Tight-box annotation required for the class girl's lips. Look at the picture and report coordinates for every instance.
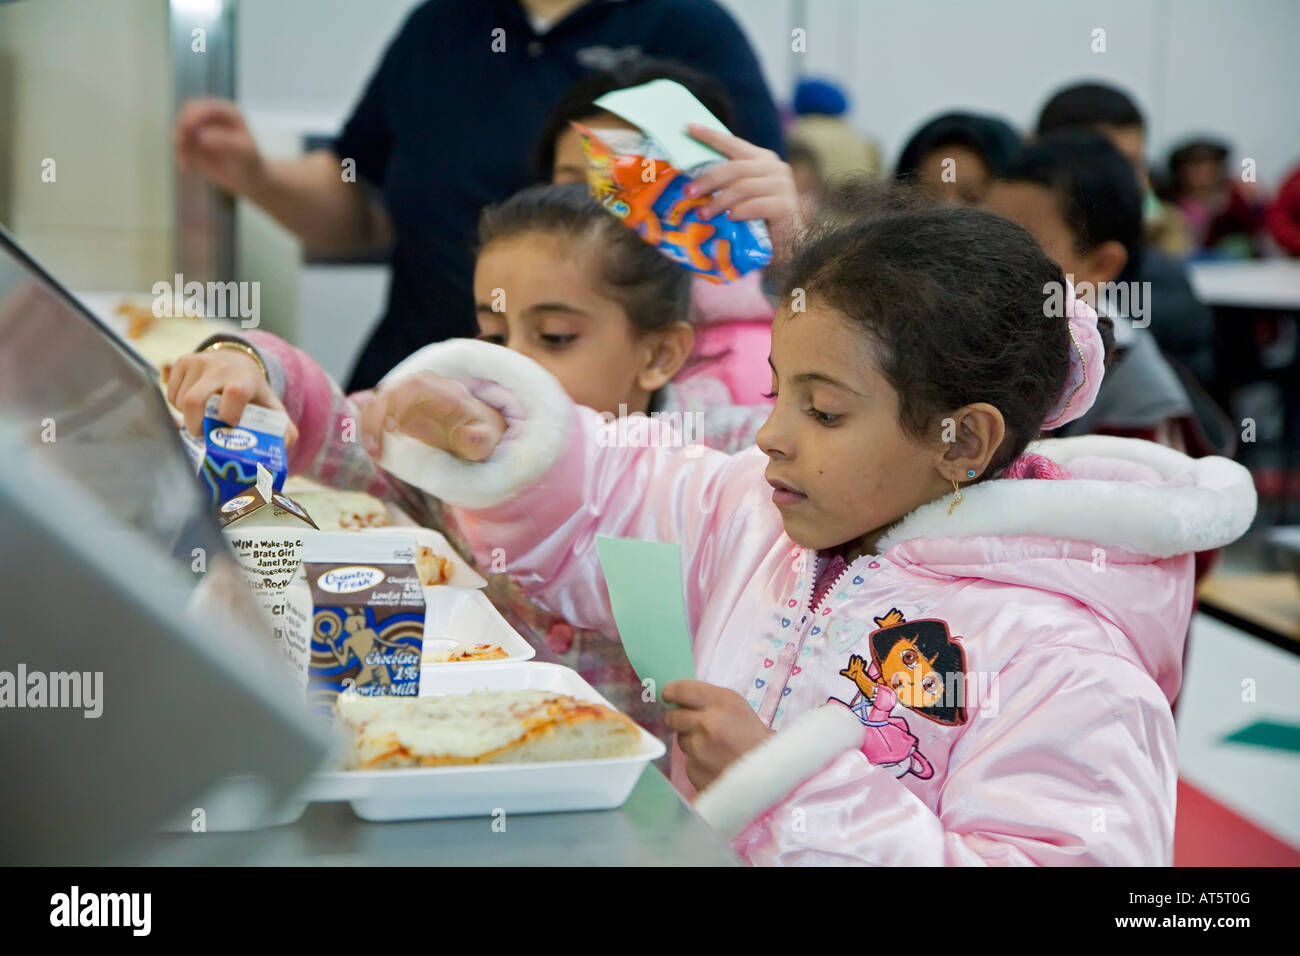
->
[767,477,807,506]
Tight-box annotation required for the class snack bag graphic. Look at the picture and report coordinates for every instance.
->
[576,122,771,283]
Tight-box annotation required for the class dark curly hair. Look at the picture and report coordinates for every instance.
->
[477,183,692,335]
[780,205,1074,477]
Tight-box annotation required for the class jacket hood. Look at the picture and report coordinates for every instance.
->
[877,435,1256,701]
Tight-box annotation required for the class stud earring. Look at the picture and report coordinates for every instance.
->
[947,477,963,516]
[967,469,976,478]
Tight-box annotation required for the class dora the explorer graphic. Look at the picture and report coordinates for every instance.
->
[828,608,968,780]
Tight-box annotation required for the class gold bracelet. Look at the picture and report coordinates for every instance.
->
[202,339,269,383]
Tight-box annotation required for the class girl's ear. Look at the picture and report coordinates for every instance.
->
[937,402,1005,480]
[636,321,696,393]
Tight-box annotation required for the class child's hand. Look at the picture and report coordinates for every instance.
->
[164,347,297,445]
[663,679,773,791]
[359,371,507,462]
[682,124,800,260]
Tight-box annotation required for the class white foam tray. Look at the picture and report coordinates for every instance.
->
[353,526,488,589]
[420,586,535,665]
[302,662,665,822]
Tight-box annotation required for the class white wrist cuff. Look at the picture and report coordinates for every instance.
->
[376,338,572,509]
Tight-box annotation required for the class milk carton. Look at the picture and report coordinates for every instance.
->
[219,465,317,690]
[181,395,290,508]
[299,533,426,713]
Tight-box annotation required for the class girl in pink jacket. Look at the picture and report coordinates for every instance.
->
[356,204,1255,866]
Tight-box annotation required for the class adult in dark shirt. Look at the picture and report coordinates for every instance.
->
[175,0,782,391]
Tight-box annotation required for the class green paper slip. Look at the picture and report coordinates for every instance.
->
[593,78,730,170]
[596,535,697,695]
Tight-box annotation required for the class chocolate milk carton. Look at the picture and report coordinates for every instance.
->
[300,533,426,713]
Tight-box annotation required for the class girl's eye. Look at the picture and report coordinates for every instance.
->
[922,675,940,694]
[477,333,506,346]
[540,333,578,346]
[809,408,839,425]
[761,390,777,399]
[901,649,918,668]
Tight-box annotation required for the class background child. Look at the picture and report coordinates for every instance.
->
[1167,137,1270,258]
[984,130,1235,462]
[357,205,1254,865]
[894,110,1022,206]
[534,58,791,406]
[1033,81,1216,382]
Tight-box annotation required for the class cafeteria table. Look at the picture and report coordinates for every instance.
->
[1196,571,1300,656]
[1187,259,1300,311]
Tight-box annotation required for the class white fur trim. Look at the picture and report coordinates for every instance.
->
[694,704,864,842]
[875,435,1257,560]
[376,339,572,509]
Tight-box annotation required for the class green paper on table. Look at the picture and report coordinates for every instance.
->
[593,78,729,170]
[596,535,697,696]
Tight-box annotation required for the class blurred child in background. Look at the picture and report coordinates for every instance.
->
[1036,81,1190,256]
[787,77,883,181]
[1035,82,1216,382]
[894,111,1021,205]
[1168,138,1271,259]
[985,129,1236,592]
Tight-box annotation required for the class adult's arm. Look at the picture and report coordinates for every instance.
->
[174,100,392,256]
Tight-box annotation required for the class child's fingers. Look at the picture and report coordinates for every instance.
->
[663,707,702,736]
[359,388,391,457]
[686,157,774,204]
[165,354,200,409]
[179,372,223,436]
[384,372,505,461]
[662,678,719,709]
[685,123,766,162]
[698,175,793,221]
[215,378,255,429]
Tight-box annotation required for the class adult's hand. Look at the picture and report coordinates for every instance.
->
[175,98,267,198]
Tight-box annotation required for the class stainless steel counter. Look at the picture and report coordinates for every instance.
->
[143,763,739,866]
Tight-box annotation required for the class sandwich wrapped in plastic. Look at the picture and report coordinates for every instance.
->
[576,123,772,283]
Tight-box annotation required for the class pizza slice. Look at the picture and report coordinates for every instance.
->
[336,689,643,769]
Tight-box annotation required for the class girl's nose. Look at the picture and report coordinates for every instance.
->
[756,409,791,460]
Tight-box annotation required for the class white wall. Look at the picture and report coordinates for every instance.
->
[719,0,1300,185]
[0,0,173,289]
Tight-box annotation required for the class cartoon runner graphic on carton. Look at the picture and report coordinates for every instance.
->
[830,608,969,780]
